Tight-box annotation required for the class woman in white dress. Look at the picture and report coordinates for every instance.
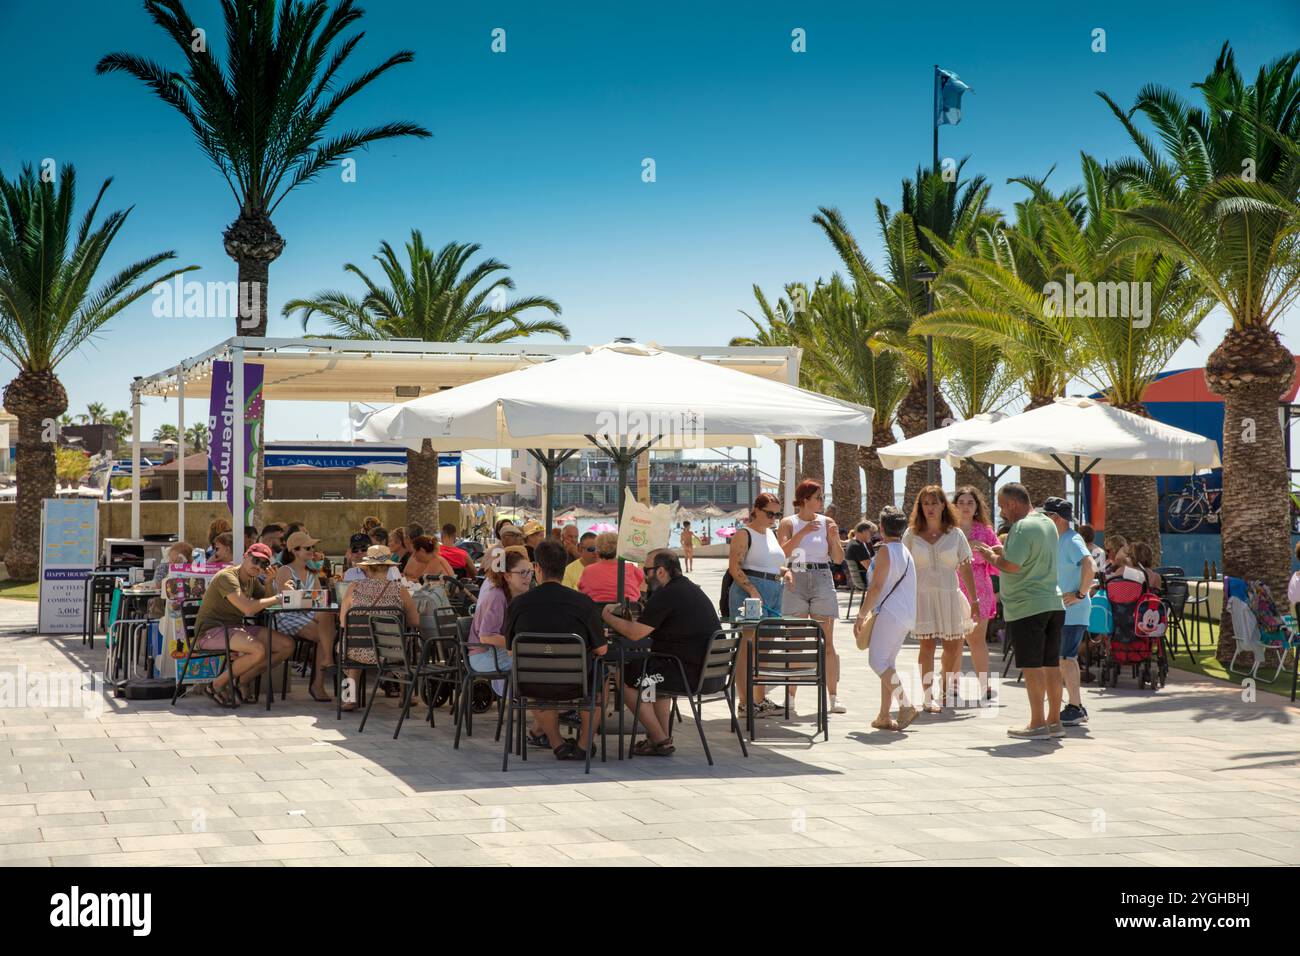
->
[904,485,980,713]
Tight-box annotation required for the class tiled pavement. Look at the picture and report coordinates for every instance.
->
[2,558,1298,867]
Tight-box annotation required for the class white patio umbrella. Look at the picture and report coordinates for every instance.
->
[876,412,1009,470]
[943,396,1222,517]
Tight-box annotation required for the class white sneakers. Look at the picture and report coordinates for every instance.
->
[829,696,846,714]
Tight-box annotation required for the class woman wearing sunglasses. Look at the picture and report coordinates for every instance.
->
[728,492,793,720]
[271,531,336,702]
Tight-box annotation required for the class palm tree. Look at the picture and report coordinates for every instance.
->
[97,0,431,336]
[0,164,193,579]
[153,424,179,443]
[732,283,817,503]
[1100,44,1300,660]
[185,422,209,452]
[918,158,1211,550]
[804,276,909,517]
[283,230,566,530]
[84,401,109,424]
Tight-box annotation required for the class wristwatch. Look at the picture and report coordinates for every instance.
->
[1075,589,1087,599]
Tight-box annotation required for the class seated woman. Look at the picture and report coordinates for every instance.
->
[154,540,194,584]
[210,532,234,565]
[578,532,644,603]
[403,535,456,582]
[336,546,419,712]
[388,527,412,572]
[204,518,231,561]
[272,531,336,702]
[466,546,540,732]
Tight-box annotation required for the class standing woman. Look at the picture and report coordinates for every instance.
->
[854,506,918,731]
[903,485,980,712]
[728,492,793,720]
[271,531,336,702]
[953,485,1000,700]
[777,479,847,715]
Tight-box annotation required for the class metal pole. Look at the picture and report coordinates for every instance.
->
[925,330,935,485]
[747,446,754,503]
[130,385,141,540]
[177,369,185,543]
[232,346,245,560]
[615,449,628,610]
[933,64,940,172]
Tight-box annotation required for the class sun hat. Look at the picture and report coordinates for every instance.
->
[245,543,275,562]
[498,522,523,540]
[285,531,320,552]
[520,520,545,538]
[357,545,398,566]
[1041,497,1074,524]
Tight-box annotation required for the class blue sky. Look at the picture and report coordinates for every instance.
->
[1,0,1296,484]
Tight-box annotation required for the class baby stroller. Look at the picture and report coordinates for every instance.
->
[1098,576,1168,689]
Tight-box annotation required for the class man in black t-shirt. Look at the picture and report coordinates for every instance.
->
[845,521,876,581]
[602,551,721,755]
[504,540,608,760]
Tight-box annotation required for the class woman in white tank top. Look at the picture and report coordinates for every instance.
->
[728,494,793,720]
[777,480,847,715]
[854,507,918,732]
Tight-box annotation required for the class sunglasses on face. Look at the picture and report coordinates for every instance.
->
[250,558,270,570]
[761,509,781,520]
[582,546,597,553]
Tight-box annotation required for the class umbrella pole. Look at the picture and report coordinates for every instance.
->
[616,448,629,612]
[527,449,577,538]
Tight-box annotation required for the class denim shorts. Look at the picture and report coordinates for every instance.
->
[729,575,784,620]
[784,568,838,618]
[1059,624,1086,661]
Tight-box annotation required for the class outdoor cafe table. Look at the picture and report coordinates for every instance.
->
[598,630,652,761]
[262,603,339,711]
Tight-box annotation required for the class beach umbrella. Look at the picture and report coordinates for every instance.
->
[944,396,1222,518]
[589,522,618,533]
[877,412,1011,505]
[715,526,739,539]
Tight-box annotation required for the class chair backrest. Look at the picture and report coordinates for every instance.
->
[753,618,823,674]
[510,632,589,701]
[1162,577,1189,615]
[181,599,202,640]
[845,558,866,589]
[1227,596,1261,649]
[367,613,408,668]
[433,605,459,640]
[344,609,386,660]
[697,627,744,693]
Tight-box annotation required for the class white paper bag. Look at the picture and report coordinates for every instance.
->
[617,488,675,564]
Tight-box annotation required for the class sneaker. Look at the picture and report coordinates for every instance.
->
[1060,704,1088,726]
[829,696,847,715]
[1047,721,1066,738]
[1006,725,1050,740]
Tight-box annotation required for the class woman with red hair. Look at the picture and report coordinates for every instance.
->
[777,479,846,715]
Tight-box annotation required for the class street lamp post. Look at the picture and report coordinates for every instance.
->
[914,267,938,485]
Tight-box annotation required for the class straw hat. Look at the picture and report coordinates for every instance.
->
[520,520,545,538]
[357,545,398,566]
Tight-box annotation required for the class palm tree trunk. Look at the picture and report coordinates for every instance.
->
[223,211,285,338]
[1206,327,1296,664]
[831,441,861,524]
[860,423,898,518]
[1103,402,1161,565]
[896,376,953,512]
[777,439,792,506]
[954,459,989,497]
[405,440,440,534]
[1018,392,1066,508]
[3,370,68,581]
[799,439,824,489]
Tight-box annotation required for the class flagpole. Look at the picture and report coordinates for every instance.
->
[932,64,940,173]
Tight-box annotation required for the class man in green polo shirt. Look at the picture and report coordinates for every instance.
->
[970,482,1065,740]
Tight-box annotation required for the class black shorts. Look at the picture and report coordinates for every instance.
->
[1007,609,1065,668]
[622,658,723,697]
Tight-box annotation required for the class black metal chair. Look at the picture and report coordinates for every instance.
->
[1161,577,1195,661]
[453,617,508,749]
[170,599,244,706]
[83,571,125,648]
[502,633,599,774]
[842,560,867,620]
[336,610,384,720]
[628,627,748,765]
[749,618,827,741]
[411,608,461,729]
[357,613,421,738]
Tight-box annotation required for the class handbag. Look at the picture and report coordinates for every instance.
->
[856,548,911,651]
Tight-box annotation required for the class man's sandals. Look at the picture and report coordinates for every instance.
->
[631,738,675,756]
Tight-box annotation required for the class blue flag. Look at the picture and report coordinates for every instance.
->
[935,68,972,127]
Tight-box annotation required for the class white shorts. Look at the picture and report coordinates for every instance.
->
[867,611,911,676]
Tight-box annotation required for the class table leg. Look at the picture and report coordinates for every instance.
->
[266,616,274,711]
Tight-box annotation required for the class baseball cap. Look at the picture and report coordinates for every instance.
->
[246,543,275,562]
[349,532,373,552]
[285,531,320,552]
[1041,497,1074,523]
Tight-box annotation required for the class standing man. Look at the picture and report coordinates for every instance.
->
[679,520,695,573]
[1042,498,1094,728]
[970,483,1064,740]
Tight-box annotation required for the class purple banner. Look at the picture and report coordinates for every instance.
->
[207,360,264,525]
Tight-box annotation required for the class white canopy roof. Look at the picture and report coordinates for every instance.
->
[355,340,874,451]
[943,397,1222,476]
[387,467,513,495]
[876,412,1009,470]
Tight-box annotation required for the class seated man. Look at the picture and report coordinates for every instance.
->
[343,532,400,582]
[439,523,475,577]
[258,523,285,560]
[192,543,293,706]
[563,531,599,589]
[503,540,608,761]
[845,521,876,579]
[578,532,644,603]
[602,551,722,755]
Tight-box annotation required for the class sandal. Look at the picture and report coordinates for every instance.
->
[526,731,551,748]
[897,705,919,730]
[553,740,587,761]
[206,682,237,709]
[632,738,675,756]
[924,701,943,714]
[871,717,901,731]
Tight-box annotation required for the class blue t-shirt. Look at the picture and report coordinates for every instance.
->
[1056,528,1092,626]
